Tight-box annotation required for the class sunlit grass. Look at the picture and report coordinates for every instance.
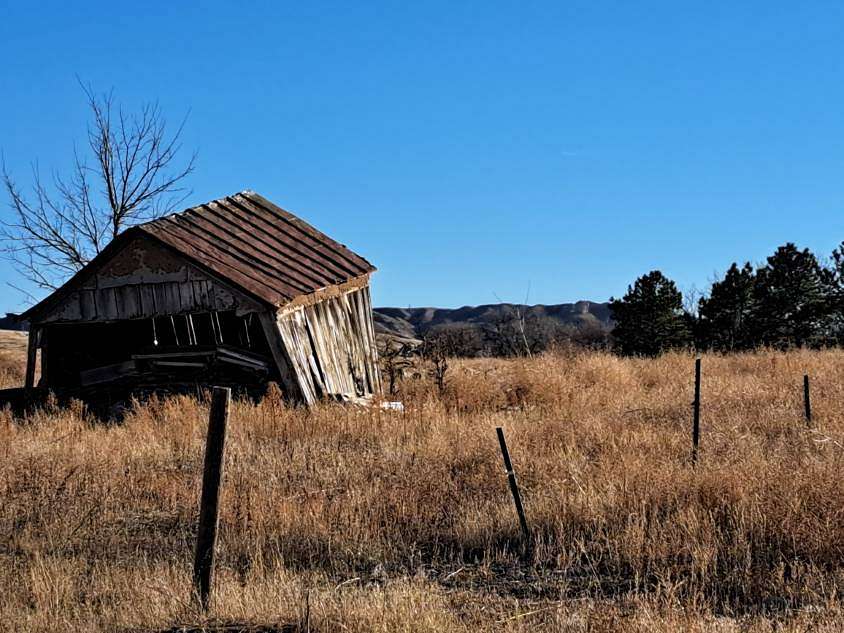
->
[1,347,844,631]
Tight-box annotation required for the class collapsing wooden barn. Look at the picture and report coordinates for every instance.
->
[18,191,381,406]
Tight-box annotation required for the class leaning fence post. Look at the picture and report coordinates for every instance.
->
[495,427,531,550]
[803,374,812,426]
[691,358,701,465]
[193,386,231,611]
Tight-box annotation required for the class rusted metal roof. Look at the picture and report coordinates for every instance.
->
[22,191,375,320]
[139,191,375,306]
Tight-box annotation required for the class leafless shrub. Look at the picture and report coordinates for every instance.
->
[377,338,416,396]
[420,331,451,395]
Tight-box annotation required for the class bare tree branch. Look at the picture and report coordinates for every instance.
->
[1,82,196,295]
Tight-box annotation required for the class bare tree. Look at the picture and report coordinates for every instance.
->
[378,338,416,396]
[421,324,483,358]
[493,287,533,358]
[420,331,451,395]
[2,82,196,293]
[481,307,525,357]
[682,283,704,318]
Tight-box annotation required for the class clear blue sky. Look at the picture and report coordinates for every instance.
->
[2,2,843,313]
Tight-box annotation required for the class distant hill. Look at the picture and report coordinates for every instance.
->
[373,301,612,343]
[0,314,27,332]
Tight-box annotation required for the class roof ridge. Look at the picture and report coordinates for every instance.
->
[139,190,253,227]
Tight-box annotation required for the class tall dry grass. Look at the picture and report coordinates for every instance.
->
[0,330,26,389]
[2,349,844,631]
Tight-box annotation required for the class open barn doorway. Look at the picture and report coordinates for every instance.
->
[40,310,277,401]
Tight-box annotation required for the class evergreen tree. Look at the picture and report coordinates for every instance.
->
[697,262,756,351]
[827,241,844,344]
[609,270,692,356]
[750,243,832,348]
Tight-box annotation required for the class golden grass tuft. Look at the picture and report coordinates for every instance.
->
[2,349,844,631]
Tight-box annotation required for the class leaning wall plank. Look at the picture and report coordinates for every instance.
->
[276,311,320,405]
[258,311,305,403]
[281,286,381,400]
[360,287,382,393]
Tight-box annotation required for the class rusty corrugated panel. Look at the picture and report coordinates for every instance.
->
[138,191,375,307]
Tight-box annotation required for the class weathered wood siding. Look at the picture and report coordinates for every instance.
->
[29,235,379,407]
[38,236,263,323]
[275,286,380,404]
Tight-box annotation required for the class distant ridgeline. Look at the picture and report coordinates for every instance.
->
[373,301,612,355]
[0,314,27,331]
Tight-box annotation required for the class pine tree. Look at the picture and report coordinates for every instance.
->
[750,243,832,348]
[828,241,844,344]
[698,262,756,351]
[609,271,692,356]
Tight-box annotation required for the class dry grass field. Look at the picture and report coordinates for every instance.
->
[2,336,844,631]
[0,330,26,389]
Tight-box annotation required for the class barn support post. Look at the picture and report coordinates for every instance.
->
[25,327,40,389]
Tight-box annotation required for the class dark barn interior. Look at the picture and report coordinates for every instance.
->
[41,310,275,396]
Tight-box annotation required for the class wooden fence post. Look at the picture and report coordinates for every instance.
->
[691,358,701,465]
[495,427,531,550]
[803,374,812,426]
[193,386,231,611]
